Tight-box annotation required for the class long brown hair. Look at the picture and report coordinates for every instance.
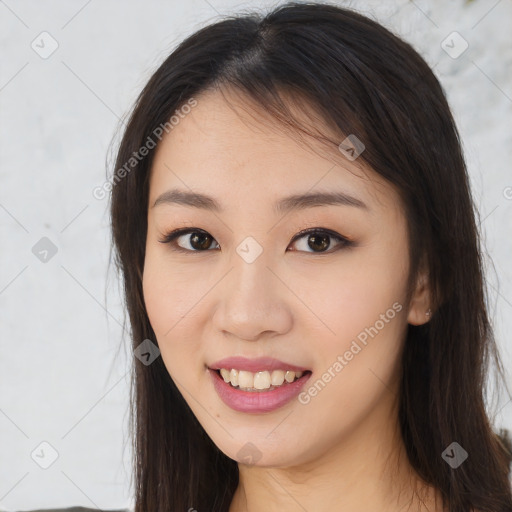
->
[108,3,512,511]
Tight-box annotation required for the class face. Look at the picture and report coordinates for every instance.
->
[143,88,423,468]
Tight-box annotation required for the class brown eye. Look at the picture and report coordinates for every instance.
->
[186,231,216,251]
[159,227,352,254]
[288,228,351,253]
[307,232,329,252]
[158,229,219,252]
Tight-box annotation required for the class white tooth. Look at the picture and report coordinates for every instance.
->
[271,370,285,386]
[284,370,295,383]
[238,370,254,389]
[222,368,304,389]
[253,371,271,390]
[230,369,239,387]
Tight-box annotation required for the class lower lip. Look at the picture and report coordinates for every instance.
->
[209,368,312,413]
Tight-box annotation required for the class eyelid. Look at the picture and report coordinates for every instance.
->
[158,227,353,253]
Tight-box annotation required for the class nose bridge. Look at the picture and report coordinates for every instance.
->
[213,236,292,339]
[229,239,276,315]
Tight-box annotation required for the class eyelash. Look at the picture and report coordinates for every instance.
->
[157,227,353,254]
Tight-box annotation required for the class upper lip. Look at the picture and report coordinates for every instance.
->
[209,356,310,373]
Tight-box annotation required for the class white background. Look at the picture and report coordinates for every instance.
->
[1,0,511,510]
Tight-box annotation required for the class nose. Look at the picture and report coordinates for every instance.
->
[211,247,293,342]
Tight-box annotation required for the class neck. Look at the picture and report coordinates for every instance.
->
[229,398,443,512]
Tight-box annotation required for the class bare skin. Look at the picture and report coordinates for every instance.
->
[142,86,446,512]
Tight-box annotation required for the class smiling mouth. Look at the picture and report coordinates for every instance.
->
[214,368,312,392]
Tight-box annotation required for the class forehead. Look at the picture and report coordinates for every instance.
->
[148,88,399,214]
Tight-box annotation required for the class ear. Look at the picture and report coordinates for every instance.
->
[407,270,432,326]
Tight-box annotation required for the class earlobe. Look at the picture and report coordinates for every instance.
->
[407,271,432,326]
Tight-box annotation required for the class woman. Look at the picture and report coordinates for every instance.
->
[109,2,512,511]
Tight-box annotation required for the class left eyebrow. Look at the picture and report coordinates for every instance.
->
[151,188,369,213]
[274,190,369,214]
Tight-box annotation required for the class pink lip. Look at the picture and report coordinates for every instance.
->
[209,356,309,373]
[208,367,312,414]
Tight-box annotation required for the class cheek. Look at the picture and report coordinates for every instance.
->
[303,237,409,394]
[292,267,407,457]
[304,250,408,346]
[142,249,205,377]
[143,240,204,331]
[310,278,406,399]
